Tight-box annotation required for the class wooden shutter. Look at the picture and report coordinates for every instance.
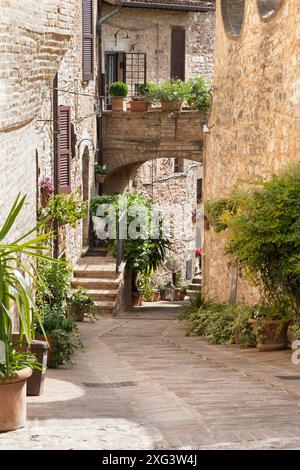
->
[82,0,94,81]
[58,106,71,194]
[171,27,186,81]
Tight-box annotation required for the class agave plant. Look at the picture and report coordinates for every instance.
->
[0,194,53,377]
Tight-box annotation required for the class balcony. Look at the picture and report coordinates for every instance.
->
[102,109,207,172]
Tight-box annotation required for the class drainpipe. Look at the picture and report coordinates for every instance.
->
[96,1,120,195]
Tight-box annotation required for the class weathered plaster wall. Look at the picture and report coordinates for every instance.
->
[204,0,300,302]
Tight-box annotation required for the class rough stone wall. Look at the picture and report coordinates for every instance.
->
[0,0,97,266]
[135,159,203,285]
[39,0,98,265]
[102,5,215,83]
[0,0,76,241]
[203,0,300,303]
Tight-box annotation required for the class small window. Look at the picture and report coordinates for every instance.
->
[197,179,203,203]
[174,158,184,173]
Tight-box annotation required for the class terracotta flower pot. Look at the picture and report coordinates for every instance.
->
[250,319,289,352]
[40,187,53,208]
[174,288,181,301]
[179,290,186,301]
[0,367,32,432]
[111,97,127,112]
[160,290,166,301]
[68,305,85,322]
[96,173,106,184]
[132,292,143,307]
[161,101,183,112]
[130,100,150,112]
[152,291,161,302]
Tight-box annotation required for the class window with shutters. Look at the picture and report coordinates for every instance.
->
[58,106,71,194]
[171,27,186,81]
[82,0,94,81]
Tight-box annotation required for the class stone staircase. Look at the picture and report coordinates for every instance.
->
[71,248,122,315]
[187,273,202,298]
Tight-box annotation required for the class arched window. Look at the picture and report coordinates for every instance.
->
[221,0,246,39]
[256,0,284,20]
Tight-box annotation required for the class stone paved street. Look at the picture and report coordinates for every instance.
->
[2,302,300,450]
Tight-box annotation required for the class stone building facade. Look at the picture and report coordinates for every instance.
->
[101,0,215,284]
[203,0,300,302]
[0,0,98,265]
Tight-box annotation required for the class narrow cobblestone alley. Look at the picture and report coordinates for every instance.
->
[2,303,300,450]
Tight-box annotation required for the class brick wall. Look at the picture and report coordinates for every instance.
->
[203,0,300,303]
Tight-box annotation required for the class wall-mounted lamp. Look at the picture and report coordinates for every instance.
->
[115,28,130,47]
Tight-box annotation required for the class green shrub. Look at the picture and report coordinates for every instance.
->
[39,193,88,228]
[36,304,82,368]
[178,298,256,347]
[95,164,109,175]
[187,75,212,110]
[156,79,189,103]
[37,259,72,308]
[109,81,128,97]
[90,194,117,216]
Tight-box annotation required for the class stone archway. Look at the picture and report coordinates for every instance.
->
[82,146,90,250]
[221,0,246,39]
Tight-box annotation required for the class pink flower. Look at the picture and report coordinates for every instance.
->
[40,177,54,192]
[195,247,203,257]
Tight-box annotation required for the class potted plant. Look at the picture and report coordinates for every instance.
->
[187,75,212,111]
[179,282,188,301]
[109,81,128,111]
[159,285,166,301]
[40,177,54,208]
[152,287,161,302]
[0,194,53,432]
[95,164,109,184]
[130,83,157,112]
[68,288,95,322]
[157,79,189,112]
[249,302,290,352]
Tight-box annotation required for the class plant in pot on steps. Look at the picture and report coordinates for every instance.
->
[95,164,109,184]
[179,282,188,301]
[152,287,161,302]
[67,288,95,322]
[109,81,128,112]
[0,194,53,432]
[157,79,189,112]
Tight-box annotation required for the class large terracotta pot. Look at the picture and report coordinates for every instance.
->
[250,319,289,352]
[174,288,181,301]
[132,292,142,307]
[0,367,32,432]
[152,291,161,302]
[161,101,183,112]
[130,100,150,112]
[68,304,85,322]
[111,97,127,111]
[179,290,186,301]
[96,173,106,184]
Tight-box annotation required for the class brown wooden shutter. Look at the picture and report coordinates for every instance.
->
[171,27,186,81]
[82,0,94,81]
[58,106,71,194]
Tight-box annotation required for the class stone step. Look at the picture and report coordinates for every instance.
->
[71,278,119,290]
[187,290,200,298]
[189,284,201,292]
[192,277,202,284]
[83,289,117,302]
[73,267,117,279]
[77,257,116,265]
[94,301,116,315]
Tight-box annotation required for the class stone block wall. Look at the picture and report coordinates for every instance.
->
[203,0,300,303]
[102,5,215,83]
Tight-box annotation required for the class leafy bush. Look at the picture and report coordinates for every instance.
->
[90,194,117,216]
[39,193,88,228]
[178,297,256,347]
[156,79,189,103]
[109,81,128,97]
[137,82,159,103]
[36,304,82,368]
[205,196,238,233]
[187,76,212,110]
[37,259,72,308]
[219,164,300,313]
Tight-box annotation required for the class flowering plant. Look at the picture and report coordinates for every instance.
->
[195,247,203,257]
[40,177,54,192]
